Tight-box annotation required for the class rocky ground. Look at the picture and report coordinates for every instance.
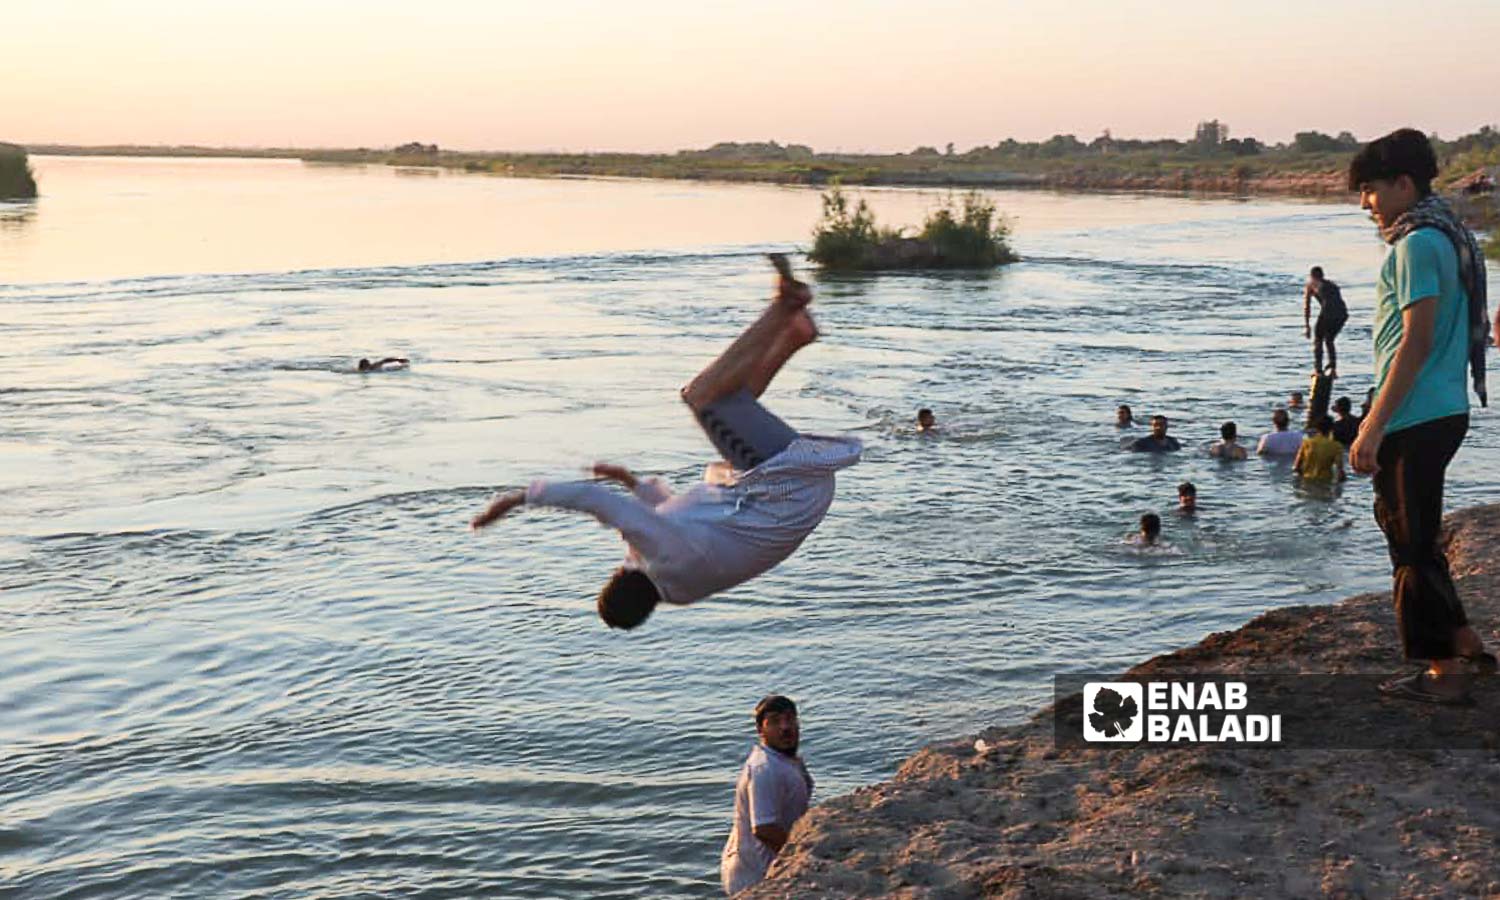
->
[749,505,1500,899]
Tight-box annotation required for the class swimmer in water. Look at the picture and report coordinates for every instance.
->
[916,408,937,433]
[1134,513,1163,546]
[1177,482,1198,515]
[359,357,409,372]
[1115,404,1137,428]
[1288,390,1305,410]
[1209,421,1248,460]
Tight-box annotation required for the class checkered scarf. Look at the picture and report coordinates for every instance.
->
[1381,194,1489,407]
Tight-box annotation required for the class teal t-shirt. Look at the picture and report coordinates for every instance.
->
[1372,227,1471,433]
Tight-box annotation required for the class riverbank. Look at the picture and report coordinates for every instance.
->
[750,504,1500,898]
[22,143,1352,197]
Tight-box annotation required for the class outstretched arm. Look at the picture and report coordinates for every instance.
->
[471,489,526,529]
[1303,283,1313,338]
[472,479,681,560]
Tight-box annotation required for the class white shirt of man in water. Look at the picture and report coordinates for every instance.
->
[721,698,814,896]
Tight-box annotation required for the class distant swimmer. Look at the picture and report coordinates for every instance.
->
[1177,482,1198,515]
[1287,390,1305,410]
[1330,396,1361,447]
[1304,266,1349,377]
[1256,408,1303,457]
[469,256,860,630]
[1293,415,1346,483]
[1129,415,1182,452]
[1133,513,1163,546]
[720,695,814,897]
[1209,421,1249,460]
[1115,404,1137,428]
[358,357,409,372]
[916,408,938,433]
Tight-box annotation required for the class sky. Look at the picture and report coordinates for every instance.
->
[6,0,1500,153]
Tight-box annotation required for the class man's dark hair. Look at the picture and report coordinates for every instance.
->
[1118,404,1132,414]
[918,408,933,418]
[358,358,372,371]
[1333,396,1351,414]
[1220,421,1237,440]
[1316,415,1334,435]
[1310,266,1324,279]
[754,694,798,726]
[1151,414,1167,425]
[1178,482,1196,498]
[1272,408,1289,429]
[1347,128,1439,196]
[1140,513,1162,537]
[597,569,661,630]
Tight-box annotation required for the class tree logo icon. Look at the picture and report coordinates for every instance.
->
[1083,682,1143,742]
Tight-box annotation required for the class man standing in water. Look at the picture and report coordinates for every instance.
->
[721,695,814,896]
[1304,266,1348,377]
[469,256,861,629]
[1346,129,1495,704]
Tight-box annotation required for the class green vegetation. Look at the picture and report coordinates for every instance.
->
[808,186,1016,271]
[0,143,37,199]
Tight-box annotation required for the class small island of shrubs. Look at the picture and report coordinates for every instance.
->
[809,186,1016,271]
[0,143,38,199]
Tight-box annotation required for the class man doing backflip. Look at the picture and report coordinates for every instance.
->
[469,256,861,629]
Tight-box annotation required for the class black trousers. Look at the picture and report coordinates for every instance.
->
[1372,414,1469,660]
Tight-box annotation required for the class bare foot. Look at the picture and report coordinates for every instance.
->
[786,309,819,346]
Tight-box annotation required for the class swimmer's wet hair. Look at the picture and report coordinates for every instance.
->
[1220,421,1237,440]
[1347,128,1438,196]
[1178,482,1196,497]
[1140,513,1162,537]
[754,694,798,726]
[597,569,660,630]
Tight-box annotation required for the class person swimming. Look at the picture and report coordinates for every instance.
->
[358,357,410,372]
[1135,513,1162,546]
[1116,404,1137,428]
[1128,415,1181,452]
[916,408,938,433]
[1209,421,1248,460]
[1177,482,1198,515]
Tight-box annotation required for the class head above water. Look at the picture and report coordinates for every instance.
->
[755,694,800,754]
[917,408,936,430]
[597,568,661,630]
[1288,391,1304,407]
[358,358,373,372]
[1150,415,1169,439]
[1309,266,1324,280]
[1272,408,1290,430]
[1116,404,1134,426]
[1349,128,1438,228]
[1220,421,1238,441]
[1140,513,1162,541]
[1177,482,1197,511]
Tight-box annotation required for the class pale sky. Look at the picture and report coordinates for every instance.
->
[6,0,1499,153]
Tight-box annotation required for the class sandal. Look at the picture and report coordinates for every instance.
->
[1377,672,1475,707]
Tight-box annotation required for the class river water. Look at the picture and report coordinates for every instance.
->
[2,156,1495,897]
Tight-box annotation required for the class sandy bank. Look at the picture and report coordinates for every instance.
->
[750,504,1500,898]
